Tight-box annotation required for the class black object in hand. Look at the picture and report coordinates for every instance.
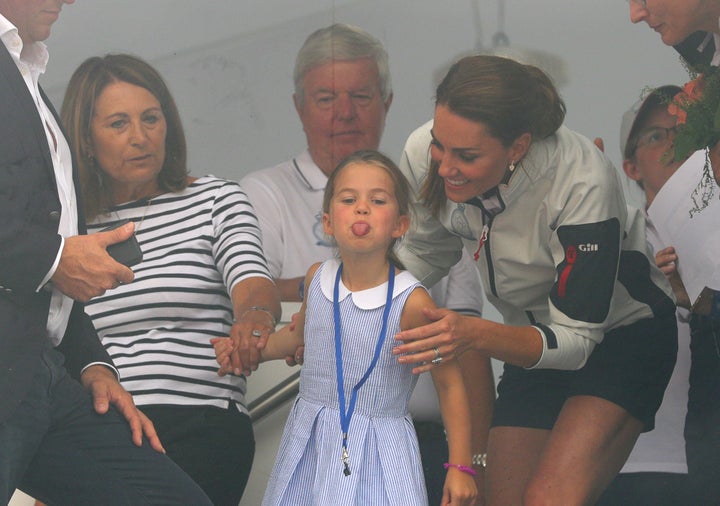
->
[102,219,143,267]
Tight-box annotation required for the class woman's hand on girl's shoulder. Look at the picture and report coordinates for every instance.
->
[394,302,477,374]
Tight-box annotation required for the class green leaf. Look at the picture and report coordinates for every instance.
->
[674,133,698,161]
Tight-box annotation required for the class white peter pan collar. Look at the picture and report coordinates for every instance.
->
[319,258,418,309]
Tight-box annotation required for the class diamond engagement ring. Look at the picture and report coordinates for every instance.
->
[252,329,262,337]
[431,347,442,365]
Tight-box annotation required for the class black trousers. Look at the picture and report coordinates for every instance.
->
[142,404,255,506]
[0,347,211,506]
[685,314,720,505]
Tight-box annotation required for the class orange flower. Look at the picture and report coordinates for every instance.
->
[669,75,706,125]
[684,74,705,100]
[669,92,689,124]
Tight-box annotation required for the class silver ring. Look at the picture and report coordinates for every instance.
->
[431,356,443,365]
[432,347,440,360]
[252,329,262,337]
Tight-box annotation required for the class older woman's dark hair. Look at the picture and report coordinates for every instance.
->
[421,55,566,215]
[61,53,188,220]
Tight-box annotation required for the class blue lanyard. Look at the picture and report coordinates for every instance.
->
[333,261,395,477]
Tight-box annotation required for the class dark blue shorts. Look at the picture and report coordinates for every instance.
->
[491,311,678,432]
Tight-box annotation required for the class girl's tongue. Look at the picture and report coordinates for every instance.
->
[352,222,370,236]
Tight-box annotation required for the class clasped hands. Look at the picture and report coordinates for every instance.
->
[211,311,300,376]
[211,317,272,377]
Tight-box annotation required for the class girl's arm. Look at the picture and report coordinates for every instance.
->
[402,288,478,506]
[459,348,494,503]
[260,263,319,361]
[259,311,305,362]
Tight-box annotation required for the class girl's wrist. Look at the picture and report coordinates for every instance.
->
[444,462,477,477]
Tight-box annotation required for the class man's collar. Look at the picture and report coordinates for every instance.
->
[0,12,48,70]
[292,150,329,190]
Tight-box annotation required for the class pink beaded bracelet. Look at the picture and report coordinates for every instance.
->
[443,462,477,477]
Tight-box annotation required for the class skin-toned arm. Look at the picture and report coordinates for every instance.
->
[81,364,165,453]
[260,311,306,362]
[394,307,543,374]
[458,348,494,504]
[213,265,316,375]
[402,288,477,506]
[221,276,281,376]
[51,222,137,302]
[275,276,305,302]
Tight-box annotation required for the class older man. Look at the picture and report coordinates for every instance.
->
[629,0,720,65]
[629,0,720,189]
[241,23,492,505]
[0,1,211,504]
[242,23,393,301]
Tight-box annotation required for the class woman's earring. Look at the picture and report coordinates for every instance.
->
[508,161,516,172]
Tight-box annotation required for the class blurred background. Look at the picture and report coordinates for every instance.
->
[12,1,686,504]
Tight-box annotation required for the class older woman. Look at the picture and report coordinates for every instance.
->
[393,55,678,505]
[61,53,280,506]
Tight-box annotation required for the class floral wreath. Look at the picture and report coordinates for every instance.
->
[664,61,720,217]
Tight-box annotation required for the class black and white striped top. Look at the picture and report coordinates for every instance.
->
[85,176,271,412]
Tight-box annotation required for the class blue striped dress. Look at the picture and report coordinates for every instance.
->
[263,258,428,506]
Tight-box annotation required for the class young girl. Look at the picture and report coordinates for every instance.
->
[215,150,477,505]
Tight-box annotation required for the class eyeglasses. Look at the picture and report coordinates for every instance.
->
[626,0,647,7]
[631,126,677,153]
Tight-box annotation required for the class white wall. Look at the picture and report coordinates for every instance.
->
[23,1,690,503]
[43,0,687,181]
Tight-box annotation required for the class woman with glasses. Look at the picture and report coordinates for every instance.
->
[393,55,678,505]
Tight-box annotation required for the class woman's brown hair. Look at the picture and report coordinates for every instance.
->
[61,53,188,220]
[421,55,566,216]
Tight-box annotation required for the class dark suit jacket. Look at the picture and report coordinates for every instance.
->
[0,42,113,423]
[675,30,716,68]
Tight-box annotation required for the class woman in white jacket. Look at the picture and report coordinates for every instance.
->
[393,55,678,506]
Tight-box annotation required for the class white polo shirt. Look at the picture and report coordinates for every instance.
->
[241,150,333,280]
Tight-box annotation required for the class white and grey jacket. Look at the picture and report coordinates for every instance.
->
[397,120,675,371]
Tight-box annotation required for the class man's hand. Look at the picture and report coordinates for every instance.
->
[51,223,136,302]
[80,364,165,453]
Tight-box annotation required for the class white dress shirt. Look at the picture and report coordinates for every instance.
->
[0,14,77,344]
